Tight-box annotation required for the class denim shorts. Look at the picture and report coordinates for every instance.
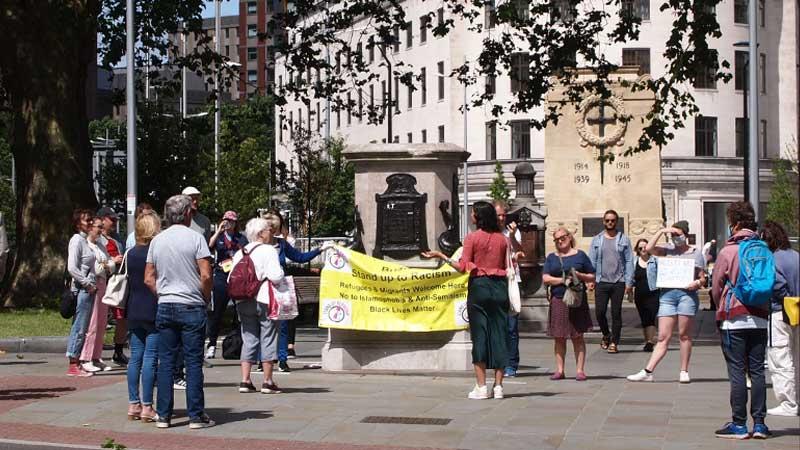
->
[657,289,699,317]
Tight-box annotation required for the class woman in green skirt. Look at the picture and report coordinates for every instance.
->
[423,201,510,399]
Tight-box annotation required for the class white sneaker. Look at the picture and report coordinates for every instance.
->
[768,405,798,417]
[679,371,691,384]
[493,385,504,399]
[467,384,490,399]
[627,369,654,382]
[173,378,187,390]
[205,346,216,360]
[94,359,112,372]
[81,361,101,373]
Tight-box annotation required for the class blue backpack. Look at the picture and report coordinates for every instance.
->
[728,239,775,307]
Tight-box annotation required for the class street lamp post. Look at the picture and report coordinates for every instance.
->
[214,0,221,198]
[747,0,759,221]
[125,0,137,234]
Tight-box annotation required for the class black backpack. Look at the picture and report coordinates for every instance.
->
[221,329,243,360]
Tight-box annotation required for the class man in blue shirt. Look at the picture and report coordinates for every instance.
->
[588,209,633,354]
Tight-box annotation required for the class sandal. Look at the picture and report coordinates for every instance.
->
[549,372,565,381]
[127,405,142,421]
[600,337,610,350]
[140,413,159,423]
[607,343,619,354]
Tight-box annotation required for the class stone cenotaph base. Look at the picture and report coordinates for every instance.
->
[321,144,472,372]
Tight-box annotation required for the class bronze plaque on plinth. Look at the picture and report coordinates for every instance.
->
[374,174,428,259]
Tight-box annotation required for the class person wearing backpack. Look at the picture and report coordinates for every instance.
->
[228,217,285,394]
[712,201,774,440]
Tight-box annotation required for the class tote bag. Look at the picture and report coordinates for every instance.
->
[102,249,130,308]
[265,276,299,321]
[507,247,522,315]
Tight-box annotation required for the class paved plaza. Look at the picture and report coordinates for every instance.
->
[0,310,798,450]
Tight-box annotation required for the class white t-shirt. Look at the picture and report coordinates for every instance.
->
[230,242,284,304]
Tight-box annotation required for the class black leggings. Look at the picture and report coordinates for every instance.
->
[595,282,625,344]
[634,294,659,328]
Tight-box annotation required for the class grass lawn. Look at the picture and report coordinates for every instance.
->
[0,308,72,338]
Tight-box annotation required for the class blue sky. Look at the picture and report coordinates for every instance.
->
[201,0,240,18]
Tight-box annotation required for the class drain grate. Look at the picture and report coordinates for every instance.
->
[360,416,452,426]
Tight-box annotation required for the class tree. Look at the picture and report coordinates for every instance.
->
[488,161,510,203]
[275,0,730,159]
[766,159,799,237]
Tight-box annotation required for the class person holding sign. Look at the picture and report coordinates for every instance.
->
[542,228,596,381]
[423,201,510,400]
[627,221,705,384]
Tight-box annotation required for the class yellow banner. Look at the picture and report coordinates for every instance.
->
[319,246,469,331]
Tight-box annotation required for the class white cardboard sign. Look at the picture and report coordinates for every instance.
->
[656,257,695,289]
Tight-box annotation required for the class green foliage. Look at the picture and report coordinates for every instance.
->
[488,161,510,203]
[766,159,799,237]
[0,112,14,248]
[101,438,126,450]
[286,129,354,238]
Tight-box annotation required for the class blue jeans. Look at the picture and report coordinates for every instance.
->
[66,289,94,359]
[127,320,159,405]
[278,320,288,362]
[507,315,520,370]
[156,303,207,421]
[721,328,768,425]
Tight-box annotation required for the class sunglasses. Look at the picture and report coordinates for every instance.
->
[554,235,569,243]
[604,218,617,223]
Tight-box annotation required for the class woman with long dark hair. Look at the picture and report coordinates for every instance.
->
[632,238,659,352]
[423,201,510,399]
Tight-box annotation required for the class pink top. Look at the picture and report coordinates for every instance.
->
[455,229,508,277]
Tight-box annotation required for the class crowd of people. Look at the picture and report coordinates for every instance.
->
[64,187,331,429]
[63,192,797,437]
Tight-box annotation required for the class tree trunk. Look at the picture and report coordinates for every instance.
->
[0,2,100,307]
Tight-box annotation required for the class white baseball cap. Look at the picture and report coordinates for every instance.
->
[182,186,201,196]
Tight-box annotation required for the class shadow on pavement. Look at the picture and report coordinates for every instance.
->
[504,391,561,398]
[0,386,76,401]
[203,408,273,425]
[771,428,800,437]
[0,361,47,366]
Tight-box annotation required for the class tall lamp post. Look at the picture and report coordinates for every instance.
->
[214,0,221,198]
[734,41,751,203]
[747,0,759,222]
[125,0,137,234]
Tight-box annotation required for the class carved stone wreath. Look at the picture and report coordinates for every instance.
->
[575,94,628,148]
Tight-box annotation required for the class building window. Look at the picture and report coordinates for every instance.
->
[759,53,766,94]
[247,47,257,61]
[485,0,497,29]
[734,0,748,24]
[335,52,341,74]
[553,0,575,22]
[694,116,717,157]
[225,28,230,39]
[370,84,375,111]
[694,65,716,89]
[407,132,413,143]
[393,26,400,53]
[247,24,257,38]
[735,51,748,91]
[369,36,376,64]
[510,53,530,93]
[278,115,283,143]
[511,121,530,159]
[438,125,445,143]
[289,111,293,139]
[336,104,341,128]
[393,78,401,114]
[621,0,650,21]
[760,119,767,158]
[437,61,445,101]
[407,83,412,109]
[421,129,427,143]
[347,93,352,125]
[267,0,274,13]
[359,90,363,122]
[419,16,429,43]
[420,67,427,105]
[622,48,650,75]
[382,81,387,118]
[247,70,257,83]
[735,117,748,157]
[405,22,413,49]
[514,0,530,21]
[317,102,322,131]
[393,135,399,143]
[759,0,765,26]
[485,75,496,95]
[247,1,257,15]
[225,45,230,57]
[486,122,497,160]
[437,8,444,27]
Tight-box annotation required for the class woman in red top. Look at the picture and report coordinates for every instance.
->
[424,201,510,399]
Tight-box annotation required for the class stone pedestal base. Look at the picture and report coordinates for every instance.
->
[321,329,472,372]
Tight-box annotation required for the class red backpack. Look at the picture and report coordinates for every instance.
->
[227,244,264,301]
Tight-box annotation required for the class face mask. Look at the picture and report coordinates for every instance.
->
[672,235,687,246]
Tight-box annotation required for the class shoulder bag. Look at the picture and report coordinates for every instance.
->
[102,249,130,308]
[60,267,78,319]
[559,254,585,308]
[507,243,522,315]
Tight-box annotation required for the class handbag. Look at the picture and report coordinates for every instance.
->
[102,249,130,308]
[60,268,78,319]
[506,245,522,315]
[266,275,299,320]
[221,329,243,360]
[559,255,584,308]
[784,296,800,326]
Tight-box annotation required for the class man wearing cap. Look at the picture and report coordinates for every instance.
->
[182,187,212,242]
[205,211,248,359]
